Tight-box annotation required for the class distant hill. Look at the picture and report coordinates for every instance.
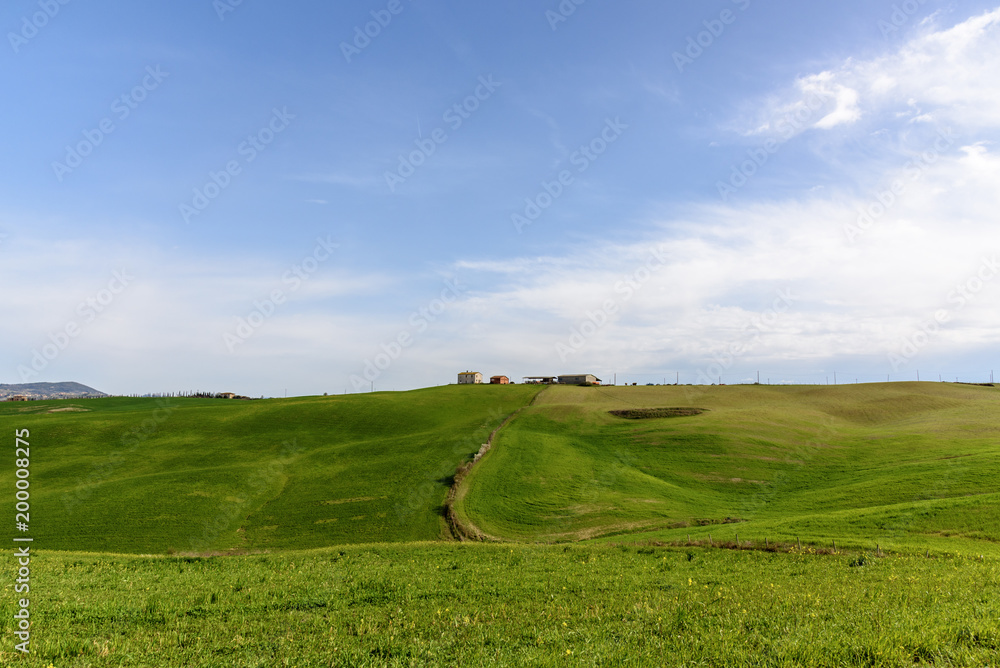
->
[0,381,106,400]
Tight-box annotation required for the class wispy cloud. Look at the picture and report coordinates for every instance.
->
[287,172,383,189]
[738,8,1000,139]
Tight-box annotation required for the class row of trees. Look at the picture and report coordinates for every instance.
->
[110,392,260,399]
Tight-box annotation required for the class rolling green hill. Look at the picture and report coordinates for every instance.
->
[4,381,998,557]
[2,385,540,554]
[7,381,1000,665]
[455,382,1000,555]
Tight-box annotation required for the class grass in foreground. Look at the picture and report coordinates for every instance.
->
[4,544,999,667]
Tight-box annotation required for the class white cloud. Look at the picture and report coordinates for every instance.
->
[741,8,1000,138]
[445,142,1000,379]
[14,132,998,391]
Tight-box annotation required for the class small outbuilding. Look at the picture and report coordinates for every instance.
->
[458,371,483,385]
[490,376,510,385]
[523,376,557,384]
[8,395,28,402]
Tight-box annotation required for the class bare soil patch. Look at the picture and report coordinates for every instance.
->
[609,407,707,419]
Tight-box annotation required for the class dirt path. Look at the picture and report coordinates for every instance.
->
[444,386,547,541]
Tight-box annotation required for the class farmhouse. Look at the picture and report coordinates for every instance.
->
[558,374,601,385]
[8,395,28,402]
[219,392,236,399]
[490,376,510,385]
[458,371,483,385]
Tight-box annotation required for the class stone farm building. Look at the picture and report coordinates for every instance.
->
[490,376,510,385]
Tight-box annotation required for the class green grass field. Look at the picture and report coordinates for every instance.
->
[4,382,1000,666]
[1,385,539,553]
[456,383,1000,556]
[4,544,999,667]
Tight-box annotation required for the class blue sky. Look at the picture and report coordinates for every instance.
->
[2,0,999,396]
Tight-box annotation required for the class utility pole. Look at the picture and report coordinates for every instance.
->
[917,370,920,382]
[834,372,837,385]
[676,371,679,385]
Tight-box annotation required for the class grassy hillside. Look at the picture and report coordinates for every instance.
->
[9,544,999,667]
[1,385,540,554]
[456,382,1000,555]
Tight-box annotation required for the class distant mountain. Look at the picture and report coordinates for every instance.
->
[0,382,106,401]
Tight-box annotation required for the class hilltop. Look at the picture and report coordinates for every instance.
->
[0,381,105,400]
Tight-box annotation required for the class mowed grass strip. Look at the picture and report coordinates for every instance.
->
[7,544,999,667]
[0,385,540,554]
[458,382,1000,553]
